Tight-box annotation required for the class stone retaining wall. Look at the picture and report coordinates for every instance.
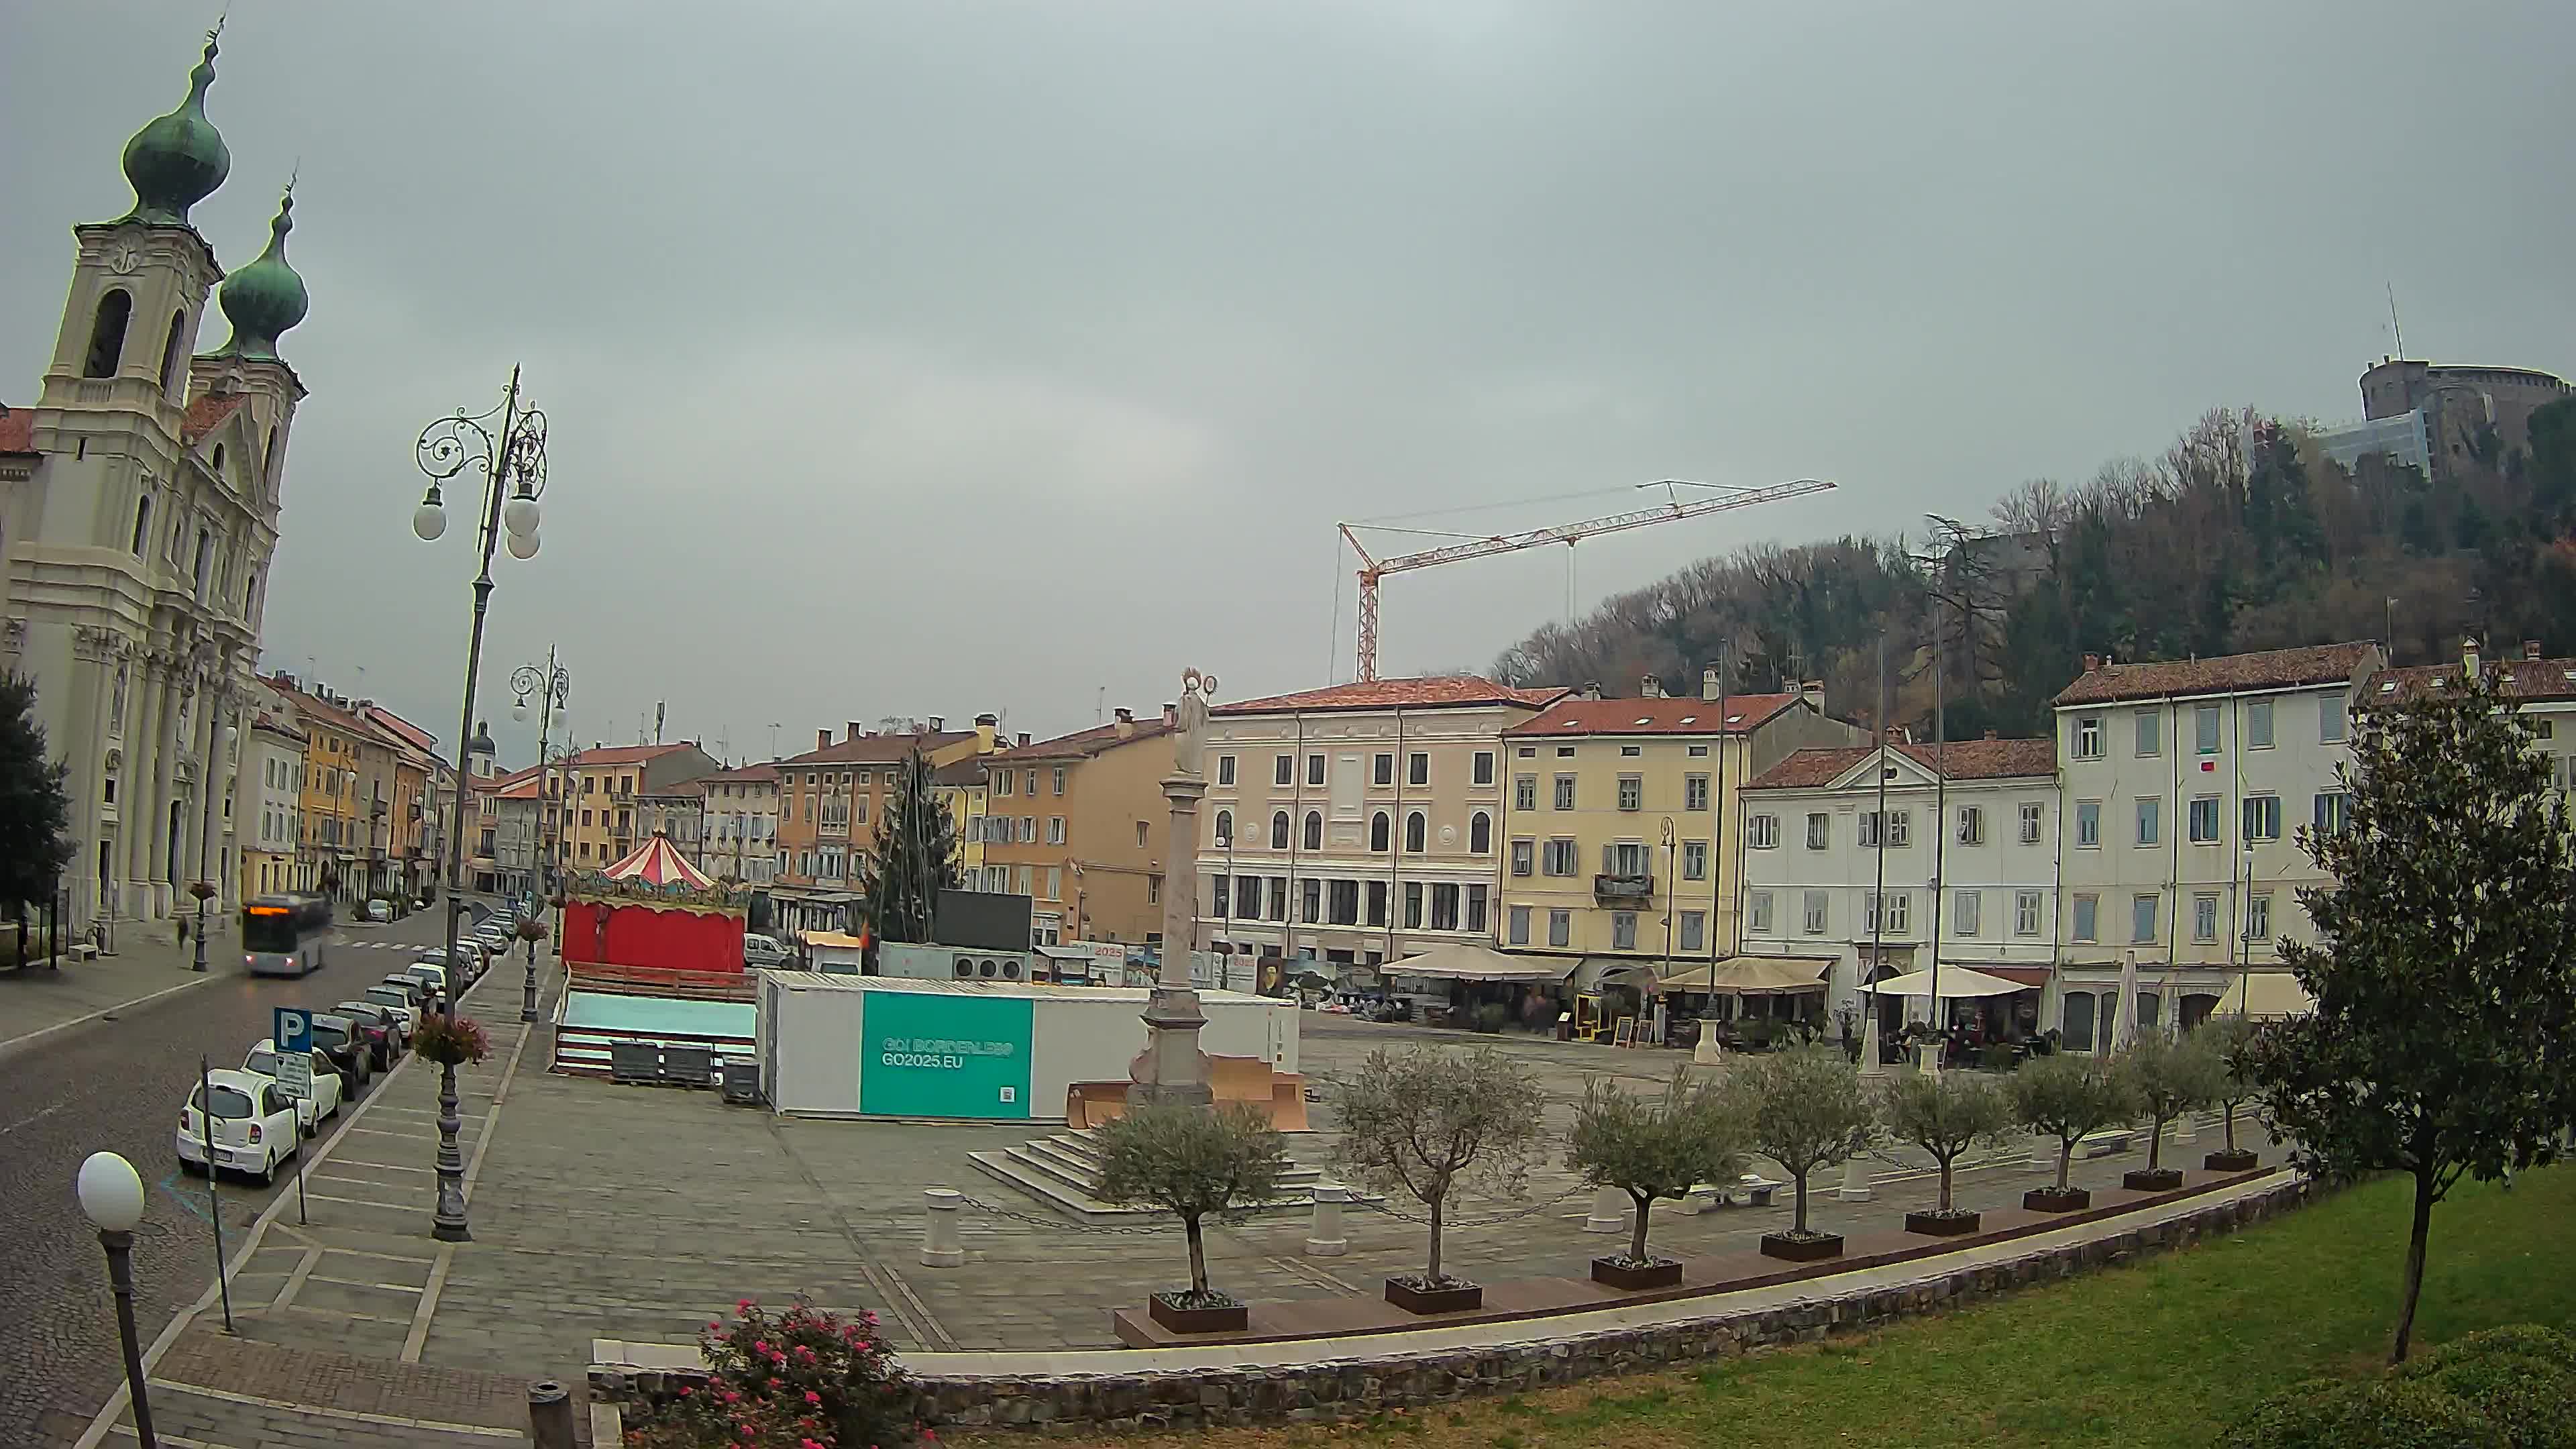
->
[594,1179,2308,1434]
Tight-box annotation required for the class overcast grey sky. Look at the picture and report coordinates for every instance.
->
[7,1,2571,762]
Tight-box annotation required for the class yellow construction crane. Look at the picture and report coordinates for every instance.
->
[1338,477,1837,682]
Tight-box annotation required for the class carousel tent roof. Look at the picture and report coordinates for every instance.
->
[1385,943,1576,983]
[598,832,714,890]
[1661,955,1834,993]
[1864,966,2025,999]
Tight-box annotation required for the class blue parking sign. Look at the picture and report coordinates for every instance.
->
[274,1006,312,1056]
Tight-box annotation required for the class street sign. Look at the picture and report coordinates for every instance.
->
[272,1008,315,1100]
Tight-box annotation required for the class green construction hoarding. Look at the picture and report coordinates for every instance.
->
[859,990,1034,1120]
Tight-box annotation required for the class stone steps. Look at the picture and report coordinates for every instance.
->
[967,1127,1338,1224]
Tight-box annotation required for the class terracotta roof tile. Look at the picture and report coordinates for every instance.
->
[182,393,247,445]
[774,731,976,767]
[1747,737,2057,791]
[566,743,696,767]
[698,763,780,784]
[1505,694,1801,737]
[2369,655,2576,705]
[0,405,34,455]
[930,759,990,787]
[1216,676,1567,716]
[990,718,1173,761]
[2052,643,2379,707]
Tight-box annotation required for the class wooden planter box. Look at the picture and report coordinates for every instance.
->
[1758,1232,1845,1263]
[1146,1293,1248,1335]
[1384,1277,1483,1315]
[2204,1148,2261,1173]
[2024,1186,2091,1212]
[2123,1167,2185,1192]
[1904,1209,1982,1236]
[1590,1256,1684,1290]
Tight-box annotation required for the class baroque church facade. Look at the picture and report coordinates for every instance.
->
[0,29,311,930]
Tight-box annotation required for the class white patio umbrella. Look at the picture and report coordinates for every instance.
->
[2110,951,2141,1053]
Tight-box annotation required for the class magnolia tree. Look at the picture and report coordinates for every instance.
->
[2117,1031,2227,1175]
[2244,671,2576,1363]
[1566,1065,1750,1267]
[1095,1103,1287,1307]
[1879,1069,2015,1217]
[1331,1046,1547,1288]
[1735,1044,1877,1238]
[2009,1052,2137,1196]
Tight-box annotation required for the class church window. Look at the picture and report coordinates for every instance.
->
[129,495,152,555]
[158,310,186,394]
[263,426,278,488]
[194,528,213,595]
[211,443,225,475]
[85,289,131,378]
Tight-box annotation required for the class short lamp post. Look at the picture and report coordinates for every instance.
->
[411,366,549,1244]
[186,878,217,974]
[517,916,547,1023]
[76,1151,157,1449]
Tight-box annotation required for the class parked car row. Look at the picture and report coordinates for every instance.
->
[178,906,509,1185]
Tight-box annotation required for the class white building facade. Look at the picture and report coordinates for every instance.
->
[1737,737,2061,1039]
[1,33,309,930]
[697,763,782,885]
[1191,677,1564,972]
[2051,643,2382,1044]
[240,712,303,897]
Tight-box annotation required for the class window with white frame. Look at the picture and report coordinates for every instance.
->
[1307,753,1326,786]
[1864,890,1909,935]
[1514,775,1537,810]
[2314,791,2349,834]
[1472,751,1495,786]
[2196,704,2221,754]
[2077,799,2100,847]
[1508,905,1530,945]
[1274,754,1293,786]
[1216,754,1236,786]
[1617,775,1642,811]
[1806,812,1830,849]
[2137,797,2160,846]
[2189,796,2221,843]
[1542,838,1578,875]
[1047,816,1066,845]
[2246,892,2272,941]
[1740,812,1775,849]
[2135,709,2161,757]
[1680,910,1705,952]
[2132,894,2159,943]
[1684,774,1709,810]
[2193,892,2219,943]
[1510,839,1534,876]
[2015,890,2043,936]
[1956,805,1984,845]
[1954,889,1981,936]
[2073,893,2098,942]
[1748,890,1774,933]
[1610,910,1637,950]
[1548,909,1571,948]
[1409,752,1430,787]
[1803,890,1829,935]
[2247,700,2275,749]
[1681,840,1707,880]
[2074,715,2103,759]
[1554,774,1576,810]
[1373,753,1394,786]
[2321,694,2348,743]
[2242,794,2282,842]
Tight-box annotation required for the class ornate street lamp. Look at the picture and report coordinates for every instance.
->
[76,1151,157,1448]
[410,368,549,1243]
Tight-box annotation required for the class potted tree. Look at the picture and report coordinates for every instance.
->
[1737,1044,1878,1261]
[2198,1016,2264,1172]
[1331,1046,1547,1313]
[2008,1052,2137,1212]
[1093,1102,1287,1334]
[1881,1069,2016,1235]
[2116,1030,2225,1191]
[1566,1065,1748,1289]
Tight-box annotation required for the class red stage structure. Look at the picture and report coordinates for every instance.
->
[560,833,748,977]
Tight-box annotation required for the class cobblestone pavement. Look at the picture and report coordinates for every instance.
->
[0,904,497,1448]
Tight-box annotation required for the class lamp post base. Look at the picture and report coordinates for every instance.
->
[431,1061,472,1241]
[99,1228,158,1448]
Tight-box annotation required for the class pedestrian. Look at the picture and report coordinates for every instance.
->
[175,914,188,946]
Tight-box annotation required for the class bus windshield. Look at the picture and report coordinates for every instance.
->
[243,907,300,954]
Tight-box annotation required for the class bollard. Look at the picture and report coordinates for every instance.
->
[920,1187,965,1267]
[1305,1183,1349,1256]
[1835,1154,1874,1202]
[2175,1111,2197,1144]
[1583,1185,1627,1233]
[527,1380,576,1449]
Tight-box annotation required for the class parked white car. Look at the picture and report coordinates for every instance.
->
[364,899,394,923]
[178,1069,301,1184]
[742,933,790,969]
[358,983,423,1034]
[242,1040,345,1136]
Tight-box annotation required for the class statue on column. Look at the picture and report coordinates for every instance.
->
[1171,668,1218,778]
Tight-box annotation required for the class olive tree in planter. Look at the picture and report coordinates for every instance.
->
[2197,1016,2264,1172]
[1566,1065,1748,1289]
[2115,1030,2226,1191]
[1094,1102,1287,1334]
[1880,1069,2016,1236]
[1737,1044,1878,1262]
[2008,1052,2137,1212]
[1330,1045,1547,1313]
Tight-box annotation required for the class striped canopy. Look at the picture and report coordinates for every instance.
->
[598,832,713,890]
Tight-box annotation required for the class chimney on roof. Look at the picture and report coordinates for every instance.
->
[2082,653,2102,673]
[1702,665,1723,702]
[2526,639,2544,661]
[1640,675,1664,699]
[928,716,945,733]
[847,721,864,741]
[817,728,832,751]
[2463,635,2481,678]
[975,713,998,751]
[1799,679,1826,710]
[1581,680,1603,701]
[1162,702,1178,728]
[1114,707,1135,739]
[1016,731,1031,747]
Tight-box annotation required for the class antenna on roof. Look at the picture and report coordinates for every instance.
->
[2387,282,2405,358]
[654,700,665,745]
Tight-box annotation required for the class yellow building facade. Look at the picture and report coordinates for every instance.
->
[1497,678,1862,981]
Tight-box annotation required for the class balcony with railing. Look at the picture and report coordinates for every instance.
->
[1594,873,1655,903]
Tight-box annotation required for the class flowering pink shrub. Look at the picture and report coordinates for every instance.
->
[410,1013,491,1066]
[627,1297,907,1448]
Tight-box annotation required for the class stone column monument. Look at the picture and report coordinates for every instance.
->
[1130,667,1218,1108]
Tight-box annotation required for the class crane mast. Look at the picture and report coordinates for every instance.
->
[1339,476,1837,682]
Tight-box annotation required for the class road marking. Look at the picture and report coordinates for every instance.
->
[402,1245,456,1362]
[0,1100,68,1136]
[143,1380,525,1438]
[272,1247,323,1315]
[0,971,219,1059]
[315,1159,435,1174]
[109,1426,237,1448]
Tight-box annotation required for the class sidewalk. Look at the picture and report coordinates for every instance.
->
[0,924,225,1059]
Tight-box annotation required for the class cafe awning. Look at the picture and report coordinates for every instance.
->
[1660,955,1834,994]
[1385,943,1578,983]
[2215,970,2314,1019]
[1864,965,2027,999]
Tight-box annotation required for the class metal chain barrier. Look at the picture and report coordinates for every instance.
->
[950,1191,1183,1236]
[1350,1181,1591,1228]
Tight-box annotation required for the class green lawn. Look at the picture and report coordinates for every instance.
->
[1056,1166,2576,1449]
